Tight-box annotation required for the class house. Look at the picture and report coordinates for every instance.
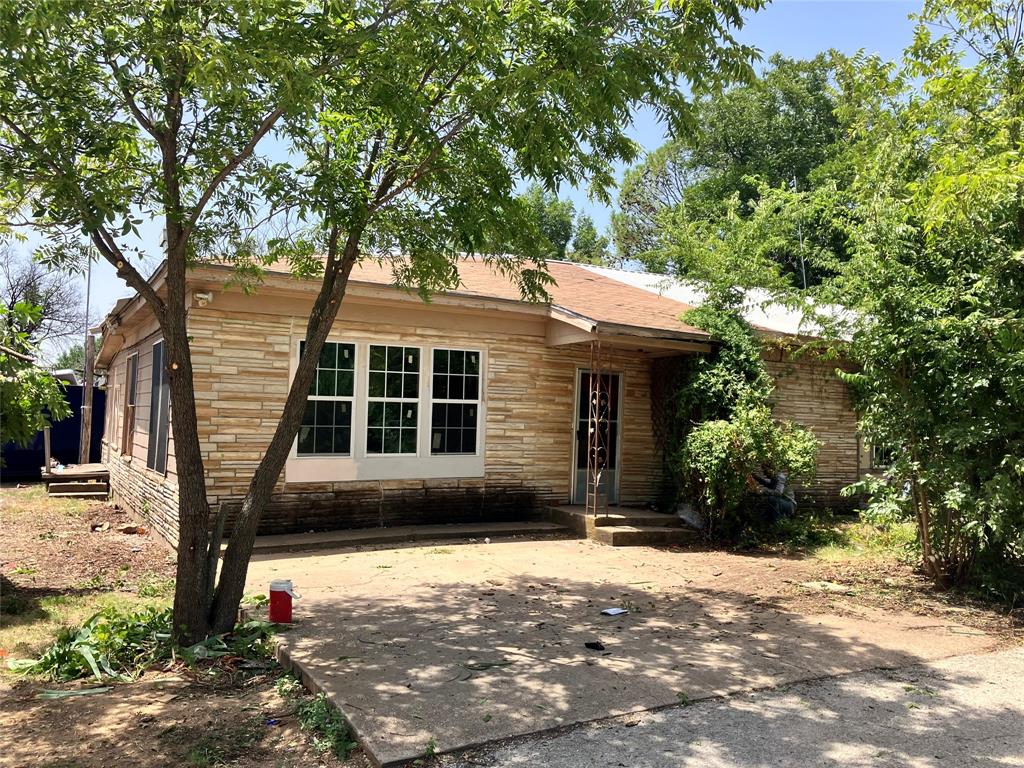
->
[95,257,865,545]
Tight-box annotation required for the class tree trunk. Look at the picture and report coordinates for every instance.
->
[162,230,214,643]
[209,232,360,632]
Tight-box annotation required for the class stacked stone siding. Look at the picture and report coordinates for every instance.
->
[100,286,863,541]
[763,347,862,509]
[186,299,660,535]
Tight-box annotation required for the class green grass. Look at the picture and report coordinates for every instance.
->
[809,521,918,562]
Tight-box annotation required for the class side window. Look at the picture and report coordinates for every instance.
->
[146,341,170,473]
[297,341,355,456]
[430,349,481,455]
[122,353,138,455]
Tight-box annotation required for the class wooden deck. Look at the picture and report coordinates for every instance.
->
[42,463,110,500]
[41,462,110,482]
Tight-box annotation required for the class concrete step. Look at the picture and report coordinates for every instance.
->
[591,510,680,528]
[246,520,573,555]
[590,524,698,547]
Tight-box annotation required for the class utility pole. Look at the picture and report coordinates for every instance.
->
[78,259,94,465]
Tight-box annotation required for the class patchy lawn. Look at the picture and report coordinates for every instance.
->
[0,484,371,768]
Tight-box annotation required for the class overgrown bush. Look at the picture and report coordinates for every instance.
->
[684,398,819,540]
[662,287,821,540]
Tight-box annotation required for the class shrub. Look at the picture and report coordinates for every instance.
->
[683,398,820,539]
[297,693,357,758]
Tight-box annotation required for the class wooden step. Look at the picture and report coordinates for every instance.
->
[48,481,109,494]
[590,524,698,547]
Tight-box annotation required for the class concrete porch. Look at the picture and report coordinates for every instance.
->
[547,504,697,546]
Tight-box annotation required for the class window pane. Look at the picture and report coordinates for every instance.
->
[384,401,401,427]
[448,403,463,428]
[315,427,333,453]
[315,400,334,425]
[387,346,403,371]
[337,369,354,397]
[319,343,336,369]
[448,375,464,400]
[338,344,354,369]
[433,374,448,398]
[302,401,316,426]
[383,428,400,453]
[297,427,315,454]
[402,372,418,398]
[385,372,402,398]
[431,429,445,452]
[461,428,477,453]
[433,349,448,373]
[464,376,479,400]
[400,429,417,454]
[335,401,351,426]
[367,401,384,427]
[450,350,465,374]
[368,371,386,397]
[466,352,479,375]
[333,427,351,454]
[317,369,335,397]
[402,403,418,427]
[367,428,383,453]
[405,347,419,372]
[369,345,385,370]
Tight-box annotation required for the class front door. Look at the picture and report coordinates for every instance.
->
[573,371,621,504]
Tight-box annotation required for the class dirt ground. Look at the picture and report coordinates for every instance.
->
[0,485,371,768]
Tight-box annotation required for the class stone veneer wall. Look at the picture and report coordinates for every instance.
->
[763,347,862,509]
[101,321,182,545]
[185,299,661,536]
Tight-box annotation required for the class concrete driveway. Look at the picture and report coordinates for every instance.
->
[446,647,1024,768]
[246,538,999,767]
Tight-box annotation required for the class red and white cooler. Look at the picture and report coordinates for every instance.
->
[268,579,300,623]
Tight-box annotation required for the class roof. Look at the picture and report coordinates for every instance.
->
[582,264,851,339]
[260,257,709,340]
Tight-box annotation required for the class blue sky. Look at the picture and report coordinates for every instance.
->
[46,0,922,351]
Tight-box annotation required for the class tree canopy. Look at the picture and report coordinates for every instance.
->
[611,54,846,284]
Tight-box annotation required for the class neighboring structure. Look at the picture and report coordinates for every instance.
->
[95,258,864,545]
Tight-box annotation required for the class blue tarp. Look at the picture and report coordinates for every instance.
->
[1,385,106,481]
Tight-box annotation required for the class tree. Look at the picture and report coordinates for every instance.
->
[0,245,85,352]
[568,214,610,264]
[513,184,577,259]
[0,0,763,641]
[0,300,71,450]
[612,54,846,283]
[55,343,85,374]
[813,3,1024,597]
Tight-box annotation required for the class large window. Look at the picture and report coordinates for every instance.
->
[298,341,355,455]
[366,345,419,455]
[430,348,480,455]
[121,353,138,455]
[146,341,170,474]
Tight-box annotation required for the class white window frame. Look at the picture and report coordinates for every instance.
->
[429,347,483,456]
[285,336,486,483]
[296,340,356,457]
[364,343,422,457]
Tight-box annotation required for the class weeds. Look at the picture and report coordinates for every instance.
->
[8,607,279,681]
[297,693,357,759]
[136,576,176,598]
